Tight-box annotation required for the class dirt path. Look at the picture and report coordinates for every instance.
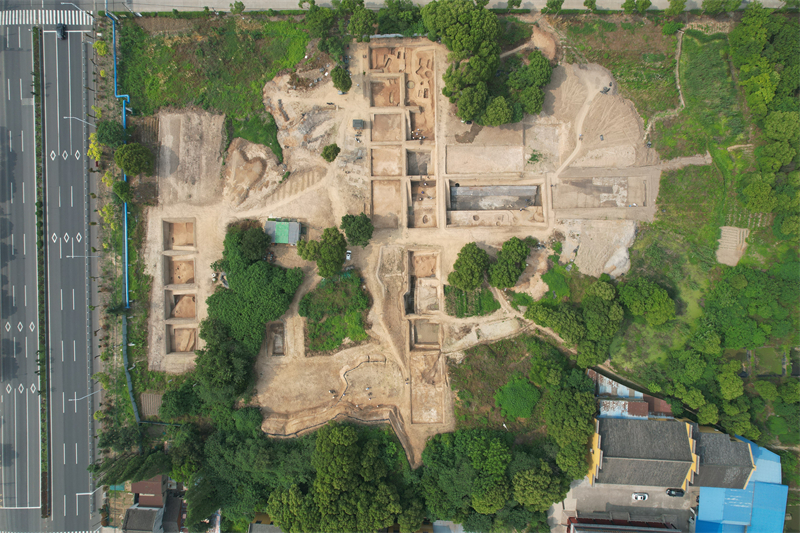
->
[643,30,686,139]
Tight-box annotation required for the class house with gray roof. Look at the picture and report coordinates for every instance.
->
[589,418,698,489]
[692,427,755,489]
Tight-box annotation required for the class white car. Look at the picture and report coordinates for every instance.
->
[346,250,352,261]
[632,493,648,501]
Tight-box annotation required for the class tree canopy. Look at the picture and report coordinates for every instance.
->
[331,66,352,92]
[298,227,348,278]
[488,237,534,289]
[619,277,676,326]
[96,120,129,148]
[448,242,490,291]
[340,213,374,247]
[114,142,155,176]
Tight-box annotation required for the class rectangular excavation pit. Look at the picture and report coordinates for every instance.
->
[162,220,195,250]
[165,257,195,285]
[407,151,432,176]
[413,320,440,347]
[168,325,197,353]
[370,47,406,73]
[410,351,444,424]
[450,185,540,211]
[371,147,403,177]
[266,323,285,356]
[446,145,524,174]
[409,111,434,141]
[553,177,647,209]
[371,113,403,143]
[370,80,401,107]
[166,292,196,319]
[408,180,437,228]
[371,180,402,229]
[410,252,438,279]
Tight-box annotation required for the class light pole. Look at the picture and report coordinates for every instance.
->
[69,390,101,403]
[65,254,102,259]
[60,2,95,19]
[63,116,95,127]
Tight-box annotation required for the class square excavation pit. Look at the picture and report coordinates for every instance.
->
[408,180,437,228]
[371,80,401,107]
[371,147,403,177]
[165,257,195,285]
[266,323,285,356]
[371,47,406,73]
[553,177,647,209]
[410,252,438,279]
[162,220,195,250]
[409,112,434,141]
[372,114,403,142]
[371,180,402,229]
[169,326,197,353]
[413,320,440,347]
[407,151,432,176]
[166,292,196,319]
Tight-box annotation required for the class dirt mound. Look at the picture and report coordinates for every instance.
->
[223,138,283,209]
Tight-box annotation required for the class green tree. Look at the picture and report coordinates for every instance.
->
[239,226,271,263]
[717,371,744,401]
[421,0,500,59]
[622,0,636,13]
[512,461,569,511]
[780,380,800,404]
[377,0,422,34]
[545,387,596,448]
[340,212,374,247]
[584,0,597,10]
[331,66,352,92]
[472,477,510,515]
[697,403,720,425]
[114,143,155,176]
[703,0,741,13]
[348,5,377,40]
[665,0,687,16]
[744,180,777,212]
[754,380,779,402]
[96,120,129,148]
[544,0,564,12]
[518,86,545,115]
[481,96,513,127]
[299,227,348,278]
[448,242,490,291]
[636,0,651,12]
[494,372,541,420]
[230,0,245,13]
[489,237,532,289]
[556,440,590,480]
[619,277,676,326]
[321,143,341,162]
[159,380,201,420]
[456,82,489,122]
[112,180,133,203]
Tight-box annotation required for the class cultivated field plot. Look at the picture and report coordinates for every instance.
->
[553,177,646,209]
[371,147,403,176]
[372,113,403,142]
[446,145,524,174]
[371,180,402,229]
[410,351,444,424]
[371,79,402,107]
[163,220,195,249]
[409,180,437,228]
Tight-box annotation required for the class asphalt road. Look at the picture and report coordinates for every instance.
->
[0,11,97,533]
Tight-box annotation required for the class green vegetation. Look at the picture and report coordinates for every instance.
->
[331,65,352,92]
[489,237,535,289]
[377,0,424,35]
[340,212,374,247]
[321,143,341,162]
[494,372,541,420]
[654,31,745,159]
[444,286,501,318]
[298,227,348,278]
[96,120,129,148]
[114,143,154,176]
[507,290,535,311]
[559,16,678,119]
[541,257,570,301]
[448,242,491,292]
[119,17,307,159]
[299,271,370,352]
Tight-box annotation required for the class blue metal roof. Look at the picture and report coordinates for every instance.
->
[696,522,746,533]
[743,438,782,484]
[750,482,789,533]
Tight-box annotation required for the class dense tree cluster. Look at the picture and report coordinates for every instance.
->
[298,227,349,278]
[114,142,155,176]
[422,0,552,125]
[448,242,491,292]
[299,271,370,351]
[488,237,535,289]
[96,120,129,148]
[340,212,374,247]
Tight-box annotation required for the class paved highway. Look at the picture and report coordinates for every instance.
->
[0,9,98,533]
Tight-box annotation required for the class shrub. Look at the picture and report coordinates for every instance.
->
[321,143,341,162]
[494,372,541,420]
[114,143,155,176]
[661,21,684,34]
[93,40,109,56]
[96,120,129,148]
[331,66,352,92]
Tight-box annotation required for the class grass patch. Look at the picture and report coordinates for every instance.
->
[300,271,370,352]
[450,335,546,432]
[444,285,501,318]
[507,290,535,311]
[653,31,746,159]
[494,372,541,421]
[558,15,678,119]
[119,17,307,119]
[228,114,282,162]
[541,259,570,301]
[497,16,533,50]
[754,347,783,375]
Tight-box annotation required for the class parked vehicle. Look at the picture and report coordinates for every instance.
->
[632,493,648,501]
[346,250,352,261]
[666,489,685,497]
